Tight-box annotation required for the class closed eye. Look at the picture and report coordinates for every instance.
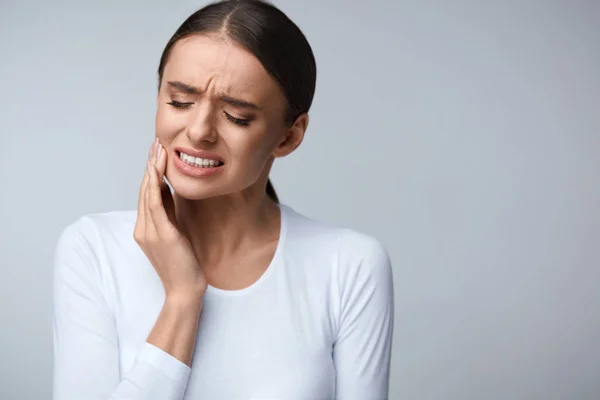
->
[166,100,252,126]
[224,111,252,126]
[166,100,193,109]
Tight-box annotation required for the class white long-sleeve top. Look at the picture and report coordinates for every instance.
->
[52,204,394,399]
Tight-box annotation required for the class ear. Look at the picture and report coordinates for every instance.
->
[272,113,309,158]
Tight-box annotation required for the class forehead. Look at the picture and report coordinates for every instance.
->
[163,34,281,101]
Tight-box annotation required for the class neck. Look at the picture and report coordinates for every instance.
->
[173,189,281,270]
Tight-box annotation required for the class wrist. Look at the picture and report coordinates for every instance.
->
[164,289,204,310]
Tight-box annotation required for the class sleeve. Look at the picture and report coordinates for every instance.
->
[52,217,191,400]
[332,232,395,400]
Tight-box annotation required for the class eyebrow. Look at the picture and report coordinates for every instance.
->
[167,81,262,110]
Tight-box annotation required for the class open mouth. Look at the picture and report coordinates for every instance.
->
[176,150,224,168]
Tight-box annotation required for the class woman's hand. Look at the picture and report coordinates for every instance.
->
[134,138,207,300]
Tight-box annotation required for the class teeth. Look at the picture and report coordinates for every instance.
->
[179,152,223,168]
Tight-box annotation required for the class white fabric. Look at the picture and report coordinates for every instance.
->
[53,204,394,399]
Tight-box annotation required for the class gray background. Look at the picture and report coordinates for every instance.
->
[1,0,599,399]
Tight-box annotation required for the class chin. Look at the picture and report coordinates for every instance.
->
[166,174,223,201]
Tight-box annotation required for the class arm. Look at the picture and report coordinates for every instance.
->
[52,219,198,400]
[332,232,395,400]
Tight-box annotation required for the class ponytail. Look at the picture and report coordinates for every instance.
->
[266,179,279,203]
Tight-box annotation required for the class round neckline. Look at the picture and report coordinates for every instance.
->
[205,203,289,298]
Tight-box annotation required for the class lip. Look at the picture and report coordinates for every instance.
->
[173,151,225,178]
[174,147,225,163]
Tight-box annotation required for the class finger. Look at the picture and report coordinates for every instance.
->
[161,183,177,228]
[155,146,178,227]
[135,172,149,244]
[137,164,150,219]
[147,161,174,237]
[144,161,158,238]
[155,144,168,186]
[136,141,156,237]
[143,139,159,236]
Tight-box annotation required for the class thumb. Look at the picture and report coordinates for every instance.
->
[161,183,178,228]
[155,142,178,228]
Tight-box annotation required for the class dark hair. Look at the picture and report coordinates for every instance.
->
[157,0,317,203]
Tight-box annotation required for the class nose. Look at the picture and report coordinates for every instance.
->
[186,102,218,144]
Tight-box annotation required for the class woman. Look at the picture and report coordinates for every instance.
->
[52,0,394,399]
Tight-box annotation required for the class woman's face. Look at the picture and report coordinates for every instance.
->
[155,34,306,200]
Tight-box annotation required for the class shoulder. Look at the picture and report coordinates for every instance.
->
[338,229,391,274]
[281,204,392,277]
[57,210,136,245]
[53,210,137,304]
[54,210,137,270]
[281,205,393,328]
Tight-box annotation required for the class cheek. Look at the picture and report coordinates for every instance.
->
[230,129,281,173]
[155,105,183,142]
